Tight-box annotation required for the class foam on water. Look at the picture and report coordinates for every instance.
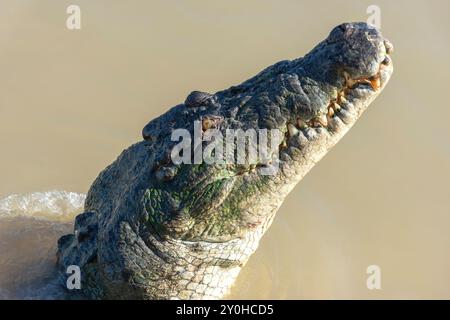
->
[0,191,86,221]
[0,191,85,299]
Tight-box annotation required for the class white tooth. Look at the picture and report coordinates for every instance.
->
[382,55,392,66]
[343,71,350,80]
[343,71,355,87]
[333,101,341,110]
[318,114,328,126]
[384,40,394,54]
[297,118,307,128]
[328,107,335,117]
[327,114,333,124]
[288,123,299,136]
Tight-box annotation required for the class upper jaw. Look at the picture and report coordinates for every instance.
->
[275,41,394,179]
[296,29,393,128]
[241,36,394,182]
[290,52,393,135]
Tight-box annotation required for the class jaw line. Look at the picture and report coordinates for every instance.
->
[274,55,393,183]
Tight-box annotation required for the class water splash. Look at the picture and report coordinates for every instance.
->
[0,191,86,221]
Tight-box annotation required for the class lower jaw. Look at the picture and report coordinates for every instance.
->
[276,81,383,187]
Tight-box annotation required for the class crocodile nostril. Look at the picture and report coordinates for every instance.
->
[384,39,394,54]
[382,55,392,66]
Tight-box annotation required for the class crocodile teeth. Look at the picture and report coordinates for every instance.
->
[327,114,333,124]
[369,75,381,91]
[297,118,307,129]
[343,71,356,87]
[328,107,335,117]
[382,55,392,66]
[288,123,299,136]
[384,40,394,54]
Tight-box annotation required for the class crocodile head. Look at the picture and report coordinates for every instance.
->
[58,22,393,300]
[140,22,393,242]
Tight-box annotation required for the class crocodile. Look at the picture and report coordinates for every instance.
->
[57,22,394,299]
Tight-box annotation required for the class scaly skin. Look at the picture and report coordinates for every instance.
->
[57,22,394,299]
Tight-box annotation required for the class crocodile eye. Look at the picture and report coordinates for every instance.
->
[185,91,213,108]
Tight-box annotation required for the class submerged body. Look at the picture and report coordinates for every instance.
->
[57,22,393,299]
